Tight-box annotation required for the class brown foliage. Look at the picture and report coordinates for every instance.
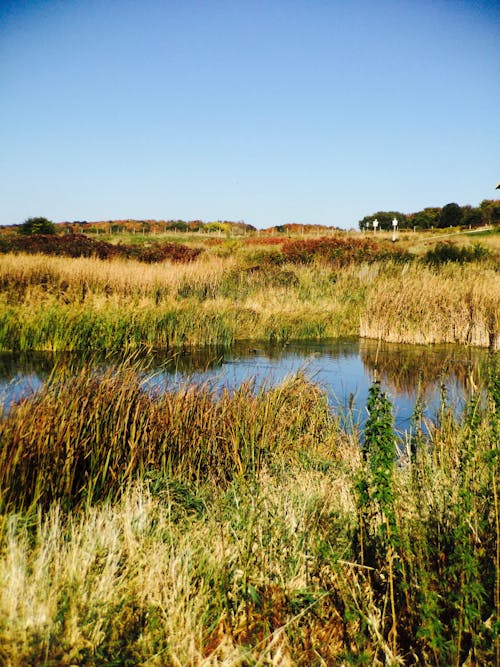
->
[0,234,202,263]
[279,236,408,266]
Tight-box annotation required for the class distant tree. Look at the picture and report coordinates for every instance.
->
[18,217,56,235]
[410,212,433,229]
[479,199,500,226]
[439,203,462,228]
[461,206,482,228]
[358,211,408,231]
[169,221,188,232]
[205,222,225,233]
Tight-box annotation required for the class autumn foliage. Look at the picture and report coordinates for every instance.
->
[274,236,408,266]
[0,233,202,263]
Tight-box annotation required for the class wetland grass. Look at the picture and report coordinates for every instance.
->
[1,246,498,352]
[0,237,498,662]
[0,359,498,664]
[360,262,500,349]
[0,363,335,511]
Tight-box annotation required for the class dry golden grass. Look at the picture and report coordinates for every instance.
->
[361,263,500,348]
[0,468,360,665]
[0,355,498,665]
[0,252,238,300]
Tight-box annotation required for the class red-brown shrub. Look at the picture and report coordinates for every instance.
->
[0,234,202,263]
[279,236,408,266]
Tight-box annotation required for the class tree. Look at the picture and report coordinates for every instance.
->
[411,212,433,229]
[358,211,408,231]
[479,199,500,226]
[462,206,482,228]
[439,203,462,228]
[168,221,188,232]
[18,217,56,235]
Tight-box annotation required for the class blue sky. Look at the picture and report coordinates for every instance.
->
[1,0,499,229]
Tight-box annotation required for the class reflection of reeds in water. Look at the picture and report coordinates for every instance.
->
[359,339,489,395]
[0,351,88,383]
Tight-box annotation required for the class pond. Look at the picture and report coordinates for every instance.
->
[0,338,490,434]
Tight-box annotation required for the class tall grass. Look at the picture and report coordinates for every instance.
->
[0,253,364,350]
[361,262,500,349]
[0,250,498,352]
[0,360,498,664]
[0,363,334,510]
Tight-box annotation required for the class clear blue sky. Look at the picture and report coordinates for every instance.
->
[1,0,499,229]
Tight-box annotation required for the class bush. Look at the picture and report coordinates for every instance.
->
[0,234,202,263]
[18,217,56,235]
[423,241,490,265]
[279,236,409,266]
[0,233,122,259]
[138,242,202,263]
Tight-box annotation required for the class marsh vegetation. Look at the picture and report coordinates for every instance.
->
[0,228,498,664]
[0,229,498,353]
[0,358,498,665]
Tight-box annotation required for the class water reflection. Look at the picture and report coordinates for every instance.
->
[359,339,486,396]
[0,340,490,431]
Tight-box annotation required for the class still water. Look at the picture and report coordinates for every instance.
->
[0,339,490,433]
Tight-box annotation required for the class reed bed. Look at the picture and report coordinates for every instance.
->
[0,253,366,350]
[2,249,499,352]
[0,360,498,665]
[0,252,237,304]
[361,263,500,349]
[0,363,335,510]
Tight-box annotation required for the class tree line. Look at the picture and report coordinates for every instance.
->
[358,199,500,231]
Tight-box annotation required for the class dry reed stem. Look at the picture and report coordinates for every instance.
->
[360,263,500,348]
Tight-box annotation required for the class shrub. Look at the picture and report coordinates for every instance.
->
[18,217,56,235]
[0,234,202,263]
[280,236,408,266]
[0,233,122,259]
[137,242,202,263]
[423,241,490,265]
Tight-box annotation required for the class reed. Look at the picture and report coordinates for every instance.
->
[0,250,498,353]
[361,262,500,348]
[0,361,498,664]
[0,363,335,510]
[0,254,365,350]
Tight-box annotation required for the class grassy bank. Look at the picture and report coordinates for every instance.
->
[0,245,499,351]
[0,360,498,665]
